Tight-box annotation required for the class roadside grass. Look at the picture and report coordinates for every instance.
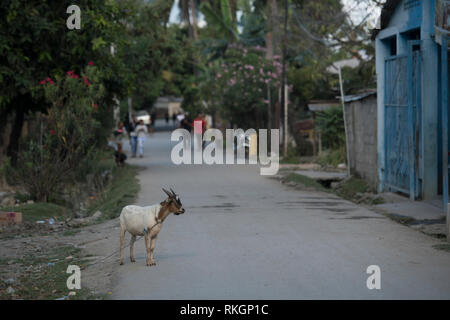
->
[382,213,416,225]
[317,148,346,168]
[62,229,82,237]
[284,173,328,192]
[283,173,384,205]
[0,246,101,300]
[88,164,140,220]
[281,155,302,164]
[335,177,369,200]
[0,202,67,222]
[1,163,139,224]
[0,156,140,300]
[432,243,450,252]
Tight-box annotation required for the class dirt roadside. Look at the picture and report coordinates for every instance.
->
[0,219,121,299]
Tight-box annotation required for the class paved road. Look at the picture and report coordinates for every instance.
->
[112,131,450,299]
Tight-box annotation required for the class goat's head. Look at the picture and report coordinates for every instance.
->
[162,188,185,215]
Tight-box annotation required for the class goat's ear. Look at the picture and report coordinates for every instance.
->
[162,188,172,197]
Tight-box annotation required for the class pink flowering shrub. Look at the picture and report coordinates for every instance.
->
[201,44,282,128]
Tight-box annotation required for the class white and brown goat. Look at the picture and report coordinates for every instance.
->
[119,188,185,266]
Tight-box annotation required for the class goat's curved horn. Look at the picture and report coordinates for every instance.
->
[170,188,177,196]
[162,188,172,197]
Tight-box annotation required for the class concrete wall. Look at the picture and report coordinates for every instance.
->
[345,95,379,189]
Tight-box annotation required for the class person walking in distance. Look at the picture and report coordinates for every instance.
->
[172,113,177,126]
[135,119,148,158]
[113,121,127,150]
[194,113,206,151]
[128,115,138,158]
[165,112,169,124]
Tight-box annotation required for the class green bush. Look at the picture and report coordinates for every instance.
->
[315,106,345,150]
[5,64,106,202]
[317,147,346,168]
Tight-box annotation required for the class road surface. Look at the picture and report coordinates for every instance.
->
[111,131,450,299]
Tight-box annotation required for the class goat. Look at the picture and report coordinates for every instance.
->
[119,188,185,266]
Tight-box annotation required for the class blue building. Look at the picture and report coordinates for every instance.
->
[374,0,449,210]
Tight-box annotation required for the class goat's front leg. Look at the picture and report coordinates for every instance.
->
[145,234,153,266]
[149,236,157,266]
[130,235,136,262]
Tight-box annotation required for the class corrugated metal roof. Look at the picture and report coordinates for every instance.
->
[336,91,377,103]
[307,100,340,112]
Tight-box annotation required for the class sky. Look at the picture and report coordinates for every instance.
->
[168,0,382,29]
[342,0,382,27]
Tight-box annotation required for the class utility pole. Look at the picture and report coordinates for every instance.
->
[281,0,288,157]
[338,66,351,177]
[128,97,133,123]
[284,84,288,157]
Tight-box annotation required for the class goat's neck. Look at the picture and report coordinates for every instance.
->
[157,204,171,222]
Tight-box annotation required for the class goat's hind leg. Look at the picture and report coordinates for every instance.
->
[130,235,136,262]
[119,225,126,265]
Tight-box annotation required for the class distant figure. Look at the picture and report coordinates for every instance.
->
[128,115,138,158]
[194,113,206,150]
[113,122,127,149]
[115,143,127,167]
[135,119,148,158]
[194,114,206,134]
[180,113,192,132]
[165,112,169,124]
[176,112,185,128]
[151,111,156,126]
[172,113,177,125]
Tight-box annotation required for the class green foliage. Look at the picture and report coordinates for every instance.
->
[88,164,140,220]
[335,177,370,200]
[5,64,105,202]
[315,106,345,150]
[281,145,302,164]
[317,148,346,168]
[0,0,130,109]
[0,202,67,222]
[117,2,194,110]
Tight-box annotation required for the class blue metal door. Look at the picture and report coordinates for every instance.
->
[384,46,422,199]
[442,36,449,208]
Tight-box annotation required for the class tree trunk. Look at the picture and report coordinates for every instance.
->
[189,0,198,40]
[274,101,281,130]
[267,85,272,130]
[181,0,193,40]
[7,100,25,167]
[270,0,280,55]
[266,2,274,60]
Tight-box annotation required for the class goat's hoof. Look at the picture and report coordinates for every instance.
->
[146,261,156,267]
[120,261,124,265]
[130,258,136,263]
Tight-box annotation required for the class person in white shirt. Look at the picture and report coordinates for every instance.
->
[128,115,138,158]
[135,120,148,158]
